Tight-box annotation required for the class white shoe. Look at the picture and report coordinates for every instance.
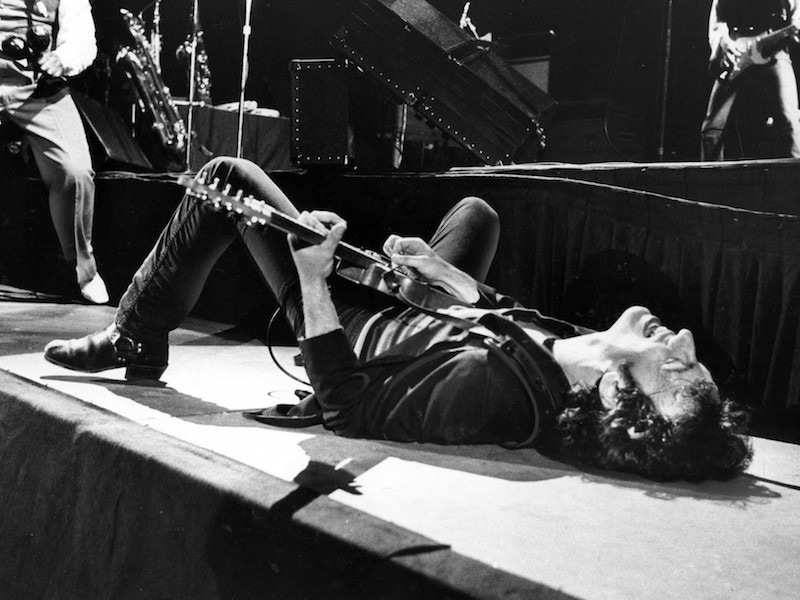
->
[80,274,109,304]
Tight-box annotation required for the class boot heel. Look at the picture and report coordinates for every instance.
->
[125,364,167,380]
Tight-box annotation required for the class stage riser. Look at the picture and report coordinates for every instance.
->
[1,370,536,600]
[463,161,800,216]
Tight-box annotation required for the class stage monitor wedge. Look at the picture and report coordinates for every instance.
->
[332,0,557,166]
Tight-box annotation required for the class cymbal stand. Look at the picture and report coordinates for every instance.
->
[657,0,673,161]
[185,0,200,170]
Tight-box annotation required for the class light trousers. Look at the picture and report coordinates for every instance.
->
[700,57,800,161]
[0,82,97,285]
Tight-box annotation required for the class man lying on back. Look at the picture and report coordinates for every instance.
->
[44,156,753,482]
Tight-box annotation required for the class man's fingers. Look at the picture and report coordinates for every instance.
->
[293,211,346,250]
[390,253,418,266]
[297,210,347,233]
[38,53,64,77]
[389,237,429,256]
[327,221,347,244]
[297,210,323,231]
[382,234,401,256]
[309,210,346,226]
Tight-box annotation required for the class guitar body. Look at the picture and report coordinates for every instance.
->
[714,24,799,82]
[723,34,774,80]
[336,261,470,311]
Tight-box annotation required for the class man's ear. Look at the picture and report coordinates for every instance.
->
[598,371,621,410]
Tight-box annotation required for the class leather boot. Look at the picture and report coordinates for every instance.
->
[44,324,168,380]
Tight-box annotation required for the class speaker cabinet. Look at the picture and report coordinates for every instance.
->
[543,100,619,163]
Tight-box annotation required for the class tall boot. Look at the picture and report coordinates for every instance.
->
[44,323,168,380]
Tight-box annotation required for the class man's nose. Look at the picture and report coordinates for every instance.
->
[669,329,698,364]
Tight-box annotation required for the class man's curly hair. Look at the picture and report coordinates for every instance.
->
[546,365,753,482]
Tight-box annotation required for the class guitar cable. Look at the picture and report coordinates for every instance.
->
[266,306,311,386]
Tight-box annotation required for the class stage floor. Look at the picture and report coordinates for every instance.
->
[1,290,799,599]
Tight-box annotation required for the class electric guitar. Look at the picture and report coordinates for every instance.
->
[178,174,471,311]
[714,23,799,82]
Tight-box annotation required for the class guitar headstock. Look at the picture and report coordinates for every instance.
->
[178,173,274,226]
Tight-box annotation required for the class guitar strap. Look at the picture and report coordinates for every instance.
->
[338,258,573,436]
[394,293,571,447]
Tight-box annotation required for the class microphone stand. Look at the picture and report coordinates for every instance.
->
[236,0,253,159]
[657,0,673,161]
[185,0,200,170]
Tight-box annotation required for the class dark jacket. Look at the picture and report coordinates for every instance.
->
[300,283,584,447]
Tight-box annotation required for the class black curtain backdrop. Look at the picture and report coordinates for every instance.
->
[85,0,716,162]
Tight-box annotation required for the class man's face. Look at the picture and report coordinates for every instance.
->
[600,306,714,420]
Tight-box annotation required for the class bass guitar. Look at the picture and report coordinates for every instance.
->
[178,174,471,311]
[714,23,799,83]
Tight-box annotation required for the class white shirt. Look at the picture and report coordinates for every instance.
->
[51,0,97,76]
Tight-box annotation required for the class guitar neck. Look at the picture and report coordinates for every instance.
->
[758,24,798,49]
[179,175,469,310]
[178,174,387,270]
[266,211,383,269]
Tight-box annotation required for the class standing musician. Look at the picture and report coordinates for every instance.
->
[700,0,800,160]
[0,0,108,303]
[43,157,752,482]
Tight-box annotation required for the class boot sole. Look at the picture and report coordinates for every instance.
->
[44,354,167,381]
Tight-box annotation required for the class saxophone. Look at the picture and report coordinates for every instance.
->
[116,9,187,158]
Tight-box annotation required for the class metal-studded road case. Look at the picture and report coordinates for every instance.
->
[290,58,352,166]
[331,0,556,165]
